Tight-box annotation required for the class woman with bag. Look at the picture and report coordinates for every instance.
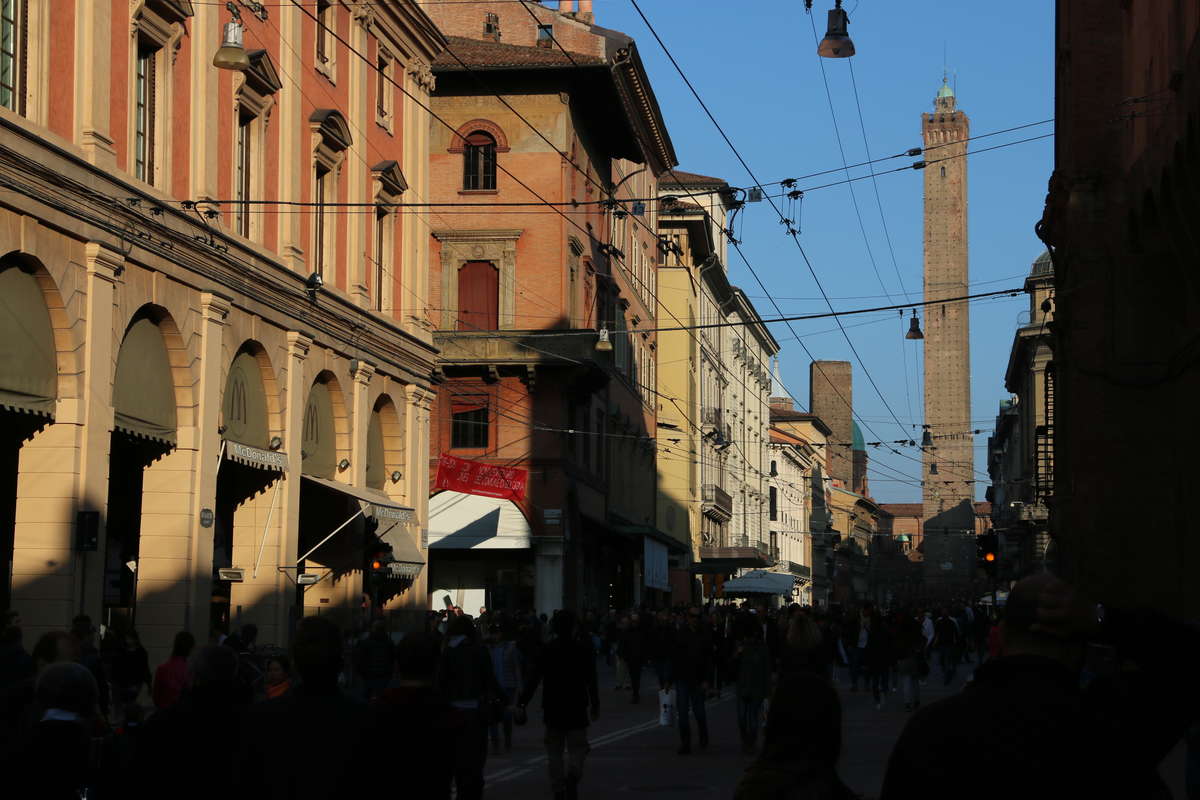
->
[733,623,772,755]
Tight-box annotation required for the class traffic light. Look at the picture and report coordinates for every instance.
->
[368,546,393,577]
[977,531,999,577]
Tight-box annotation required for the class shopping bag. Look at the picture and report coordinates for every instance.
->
[658,688,676,727]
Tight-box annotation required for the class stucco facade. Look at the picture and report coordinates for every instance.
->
[0,0,442,661]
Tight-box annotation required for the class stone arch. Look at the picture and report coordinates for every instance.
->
[301,370,350,479]
[221,340,282,449]
[0,251,80,409]
[113,304,197,442]
[366,393,405,494]
[447,118,511,153]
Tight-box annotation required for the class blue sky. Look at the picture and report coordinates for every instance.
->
[592,0,1055,503]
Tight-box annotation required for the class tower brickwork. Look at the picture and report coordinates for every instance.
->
[809,360,853,488]
[921,82,974,528]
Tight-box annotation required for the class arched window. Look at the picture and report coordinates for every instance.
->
[463,131,496,190]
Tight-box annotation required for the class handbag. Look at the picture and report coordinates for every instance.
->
[658,688,677,727]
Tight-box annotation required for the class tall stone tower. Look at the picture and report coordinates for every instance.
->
[921,79,974,533]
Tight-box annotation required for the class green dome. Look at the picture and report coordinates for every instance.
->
[852,421,865,451]
[937,80,955,99]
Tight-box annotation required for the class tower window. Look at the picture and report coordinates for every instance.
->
[483,12,500,40]
[940,166,946,178]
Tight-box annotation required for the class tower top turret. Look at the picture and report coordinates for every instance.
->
[935,77,956,111]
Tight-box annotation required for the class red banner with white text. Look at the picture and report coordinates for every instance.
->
[434,453,528,502]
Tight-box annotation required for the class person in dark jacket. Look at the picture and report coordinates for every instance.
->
[733,624,772,754]
[518,610,599,800]
[110,628,152,720]
[618,613,648,703]
[670,608,714,755]
[734,671,858,800]
[368,632,456,800]
[353,620,395,701]
[238,617,378,799]
[134,644,246,800]
[649,610,675,690]
[70,615,110,719]
[862,611,893,710]
[436,614,501,800]
[19,661,105,800]
[881,574,1200,800]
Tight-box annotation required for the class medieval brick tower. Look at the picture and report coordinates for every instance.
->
[921,79,975,535]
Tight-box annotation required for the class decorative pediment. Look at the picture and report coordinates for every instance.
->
[145,0,194,25]
[371,160,409,199]
[244,50,282,98]
[309,109,353,152]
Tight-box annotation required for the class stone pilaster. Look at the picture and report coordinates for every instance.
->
[350,360,376,488]
[273,331,310,641]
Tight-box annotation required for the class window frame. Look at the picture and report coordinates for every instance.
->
[315,0,335,81]
[134,42,157,184]
[235,111,253,238]
[462,131,497,191]
[375,51,394,131]
[450,395,490,451]
[314,165,329,279]
[0,0,26,115]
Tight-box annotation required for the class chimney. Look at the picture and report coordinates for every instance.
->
[578,0,593,22]
[559,0,576,12]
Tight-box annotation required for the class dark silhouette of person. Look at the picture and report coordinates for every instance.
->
[881,574,1200,800]
[236,616,375,799]
[19,661,104,800]
[734,671,858,799]
[133,644,246,800]
[436,614,501,800]
[518,610,599,800]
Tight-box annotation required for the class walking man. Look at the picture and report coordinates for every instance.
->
[670,608,714,755]
[518,611,599,800]
[932,608,960,686]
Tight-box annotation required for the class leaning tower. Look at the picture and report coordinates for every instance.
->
[921,79,976,553]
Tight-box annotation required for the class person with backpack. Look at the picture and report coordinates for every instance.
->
[437,615,502,800]
[931,608,961,686]
[487,623,522,754]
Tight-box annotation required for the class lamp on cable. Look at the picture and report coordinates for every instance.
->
[817,0,855,59]
[905,310,924,340]
[213,5,250,71]
[595,327,614,353]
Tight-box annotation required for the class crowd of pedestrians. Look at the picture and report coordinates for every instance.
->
[0,576,1194,799]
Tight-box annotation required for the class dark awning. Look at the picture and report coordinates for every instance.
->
[691,546,771,573]
[223,350,269,449]
[0,262,56,418]
[611,523,688,554]
[223,439,287,471]
[301,474,416,523]
[113,317,176,445]
[365,409,386,490]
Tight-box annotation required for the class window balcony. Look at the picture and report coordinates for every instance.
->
[702,483,733,521]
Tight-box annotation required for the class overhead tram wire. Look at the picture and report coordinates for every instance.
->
[628,0,984,487]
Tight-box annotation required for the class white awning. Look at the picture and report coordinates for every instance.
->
[722,569,796,596]
[428,490,531,550]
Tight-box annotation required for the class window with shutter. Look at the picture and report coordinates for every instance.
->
[463,131,497,190]
[457,260,499,331]
[0,0,25,114]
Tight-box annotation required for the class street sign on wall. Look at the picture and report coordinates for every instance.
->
[434,453,528,502]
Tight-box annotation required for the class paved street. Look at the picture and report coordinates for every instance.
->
[483,660,965,800]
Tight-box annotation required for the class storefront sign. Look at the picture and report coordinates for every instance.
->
[199,508,214,528]
[226,440,288,471]
[434,453,527,502]
[372,504,416,523]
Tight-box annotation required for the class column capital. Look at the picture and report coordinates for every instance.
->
[350,358,376,386]
[200,291,232,323]
[404,383,434,411]
[84,242,124,282]
[287,331,313,359]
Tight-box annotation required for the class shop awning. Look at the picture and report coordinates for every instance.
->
[692,545,770,573]
[113,317,177,445]
[428,490,531,549]
[223,439,288,471]
[611,523,688,554]
[0,262,56,418]
[301,474,416,522]
[379,525,425,577]
[722,569,796,596]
